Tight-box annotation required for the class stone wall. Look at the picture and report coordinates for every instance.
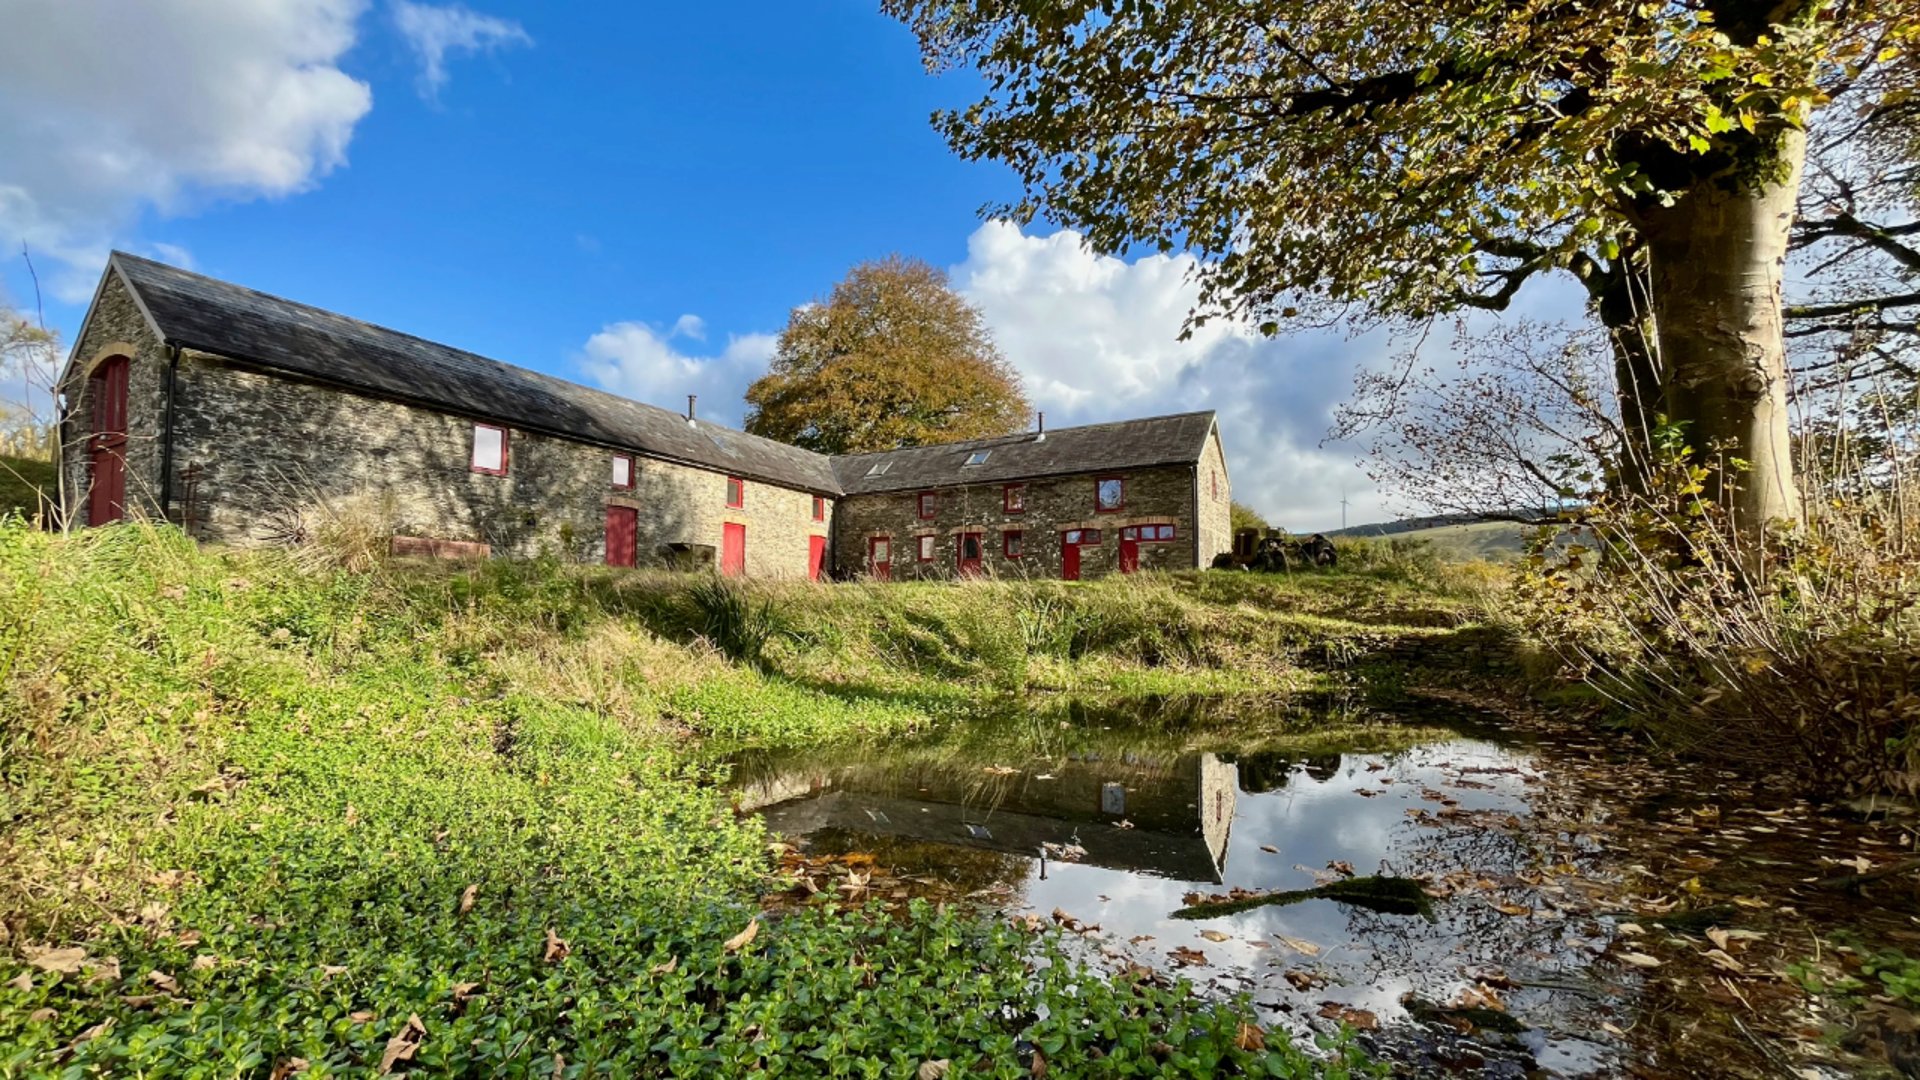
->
[831,463,1204,581]
[1194,425,1232,568]
[59,271,171,524]
[167,356,831,576]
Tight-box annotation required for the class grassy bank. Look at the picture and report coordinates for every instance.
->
[0,456,54,522]
[0,523,1481,1077]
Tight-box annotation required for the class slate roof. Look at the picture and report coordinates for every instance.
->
[104,252,842,495]
[831,411,1217,495]
[96,252,1216,499]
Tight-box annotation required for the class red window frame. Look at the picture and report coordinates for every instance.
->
[812,495,826,522]
[612,453,635,490]
[917,491,937,519]
[1004,529,1023,558]
[917,534,936,562]
[726,476,745,509]
[1095,476,1125,513]
[1004,484,1026,514]
[471,423,509,476]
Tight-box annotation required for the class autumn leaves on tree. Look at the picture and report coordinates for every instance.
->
[886,0,1920,531]
[744,256,1030,455]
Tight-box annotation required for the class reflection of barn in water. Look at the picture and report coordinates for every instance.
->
[732,751,1239,883]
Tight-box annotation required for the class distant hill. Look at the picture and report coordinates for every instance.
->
[1325,512,1558,562]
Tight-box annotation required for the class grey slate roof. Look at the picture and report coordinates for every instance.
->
[107,252,842,495]
[101,252,1216,499]
[831,411,1217,495]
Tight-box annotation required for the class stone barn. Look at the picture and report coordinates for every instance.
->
[59,252,1230,580]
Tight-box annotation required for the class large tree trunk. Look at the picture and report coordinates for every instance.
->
[1635,127,1807,530]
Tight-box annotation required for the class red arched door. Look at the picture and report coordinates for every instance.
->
[87,356,131,525]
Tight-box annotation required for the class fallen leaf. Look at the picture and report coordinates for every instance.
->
[191,955,218,972]
[543,929,570,963]
[1168,946,1208,967]
[68,1019,114,1051]
[917,1061,951,1080]
[650,955,678,975]
[1616,922,1645,937]
[344,804,359,827]
[1619,951,1662,968]
[551,1052,566,1079]
[1274,935,1322,957]
[268,1058,311,1080]
[1493,903,1532,917]
[24,945,87,974]
[1284,969,1318,990]
[451,982,480,1003]
[319,964,348,978]
[27,1008,55,1023]
[1704,948,1746,974]
[350,1010,375,1023]
[458,885,477,916]
[723,919,760,953]
[377,1014,427,1075]
[1030,1046,1047,1077]
[1235,1022,1266,1051]
[1316,1003,1378,1030]
[147,970,179,994]
[1199,930,1232,943]
[7,972,30,992]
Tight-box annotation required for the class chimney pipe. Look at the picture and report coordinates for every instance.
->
[687,394,698,423]
[1035,411,1045,441]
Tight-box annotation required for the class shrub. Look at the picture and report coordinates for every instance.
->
[684,575,786,668]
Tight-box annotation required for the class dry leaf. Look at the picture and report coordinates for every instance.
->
[68,1019,114,1051]
[191,955,218,972]
[1030,1046,1047,1078]
[1235,1022,1266,1051]
[7,972,31,992]
[377,1014,427,1075]
[1168,946,1208,967]
[1199,930,1232,943]
[350,1010,375,1023]
[1274,935,1321,957]
[1316,1003,1378,1030]
[451,982,480,1003]
[650,955,679,975]
[344,804,360,827]
[1704,948,1746,973]
[551,1052,566,1079]
[147,970,179,994]
[458,885,477,916]
[320,964,348,978]
[723,919,760,953]
[1618,951,1662,968]
[918,1061,952,1080]
[24,945,87,974]
[1493,903,1532,917]
[1616,922,1645,937]
[268,1058,311,1080]
[543,929,570,963]
[27,1008,55,1023]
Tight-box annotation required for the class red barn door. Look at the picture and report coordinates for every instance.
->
[87,356,130,525]
[1118,530,1140,574]
[869,536,892,581]
[1061,533,1081,581]
[808,535,826,581]
[956,532,983,577]
[721,522,746,577]
[604,505,637,567]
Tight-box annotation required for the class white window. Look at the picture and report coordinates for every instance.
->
[612,454,633,488]
[918,535,935,561]
[471,423,507,475]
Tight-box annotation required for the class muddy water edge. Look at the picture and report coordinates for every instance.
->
[726,691,1920,1078]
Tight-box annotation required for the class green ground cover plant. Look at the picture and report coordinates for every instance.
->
[0,521,1461,1077]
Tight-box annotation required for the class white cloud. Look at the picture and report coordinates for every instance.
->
[391,1,531,99]
[0,0,373,299]
[952,221,1398,531]
[578,317,776,430]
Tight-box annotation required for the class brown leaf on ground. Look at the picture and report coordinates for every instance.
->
[344,804,359,827]
[24,945,87,974]
[1704,948,1746,974]
[451,982,480,1003]
[1199,930,1232,943]
[1327,861,1356,878]
[27,1008,56,1024]
[147,970,180,994]
[319,964,348,978]
[349,1010,375,1023]
[1235,1022,1267,1051]
[7,972,31,992]
[191,955,218,972]
[1030,1046,1047,1077]
[1284,969,1319,991]
[917,1061,951,1080]
[723,919,760,953]
[268,1058,310,1080]
[68,1019,114,1052]
[543,929,570,963]
[1618,951,1662,968]
[551,1052,565,1079]
[377,1013,427,1074]
[458,885,477,916]
[1168,946,1208,967]
[1317,1003,1379,1030]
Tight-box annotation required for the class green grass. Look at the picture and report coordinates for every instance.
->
[0,523,1470,1077]
[0,454,54,522]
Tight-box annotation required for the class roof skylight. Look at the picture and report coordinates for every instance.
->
[866,461,894,476]
[963,450,991,466]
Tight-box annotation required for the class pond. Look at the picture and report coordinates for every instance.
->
[727,696,1920,1078]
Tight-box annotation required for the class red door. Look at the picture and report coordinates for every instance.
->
[1119,536,1140,574]
[721,522,746,577]
[87,356,130,525]
[605,505,637,567]
[869,536,892,581]
[808,535,826,581]
[1061,533,1081,581]
[956,532,983,577]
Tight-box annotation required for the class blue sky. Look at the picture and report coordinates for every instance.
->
[0,0,1583,528]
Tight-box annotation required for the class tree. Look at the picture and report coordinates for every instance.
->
[1229,501,1270,534]
[886,0,1920,530]
[744,256,1030,454]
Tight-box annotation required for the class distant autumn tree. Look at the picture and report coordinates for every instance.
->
[745,256,1030,454]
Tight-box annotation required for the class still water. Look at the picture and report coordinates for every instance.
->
[728,706,1643,1077]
